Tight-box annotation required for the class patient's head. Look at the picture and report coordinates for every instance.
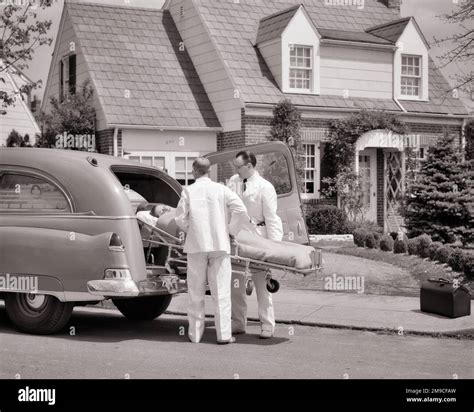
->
[151,204,171,217]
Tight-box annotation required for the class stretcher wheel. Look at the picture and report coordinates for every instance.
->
[266,279,280,294]
[245,279,254,296]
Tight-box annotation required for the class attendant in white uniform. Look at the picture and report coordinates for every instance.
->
[228,151,284,339]
[175,158,252,344]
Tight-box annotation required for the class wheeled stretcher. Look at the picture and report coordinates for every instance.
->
[137,210,322,295]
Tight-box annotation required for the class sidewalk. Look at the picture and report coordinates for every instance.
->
[167,289,474,337]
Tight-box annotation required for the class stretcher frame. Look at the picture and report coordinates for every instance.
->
[138,219,321,294]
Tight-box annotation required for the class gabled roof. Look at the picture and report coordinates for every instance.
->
[194,0,466,116]
[63,2,220,130]
[367,16,430,49]
[256,5,301,45]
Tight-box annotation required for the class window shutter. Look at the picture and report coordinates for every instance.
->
[69,54,76,95]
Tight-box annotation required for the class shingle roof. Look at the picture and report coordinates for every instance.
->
[256,5,301,45]
[66,2,220,129]
[319,29,393,45]
[194,0,467,116]
[366,17,410,43]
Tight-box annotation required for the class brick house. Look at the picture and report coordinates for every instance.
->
[42,0,469,232]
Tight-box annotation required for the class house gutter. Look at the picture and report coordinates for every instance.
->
[108,124,223,132]
[320,39,397,51]
[245,102,466,120]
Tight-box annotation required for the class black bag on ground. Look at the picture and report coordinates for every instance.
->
[420,278,471,318]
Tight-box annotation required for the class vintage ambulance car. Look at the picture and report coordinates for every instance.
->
[0,142,313,334]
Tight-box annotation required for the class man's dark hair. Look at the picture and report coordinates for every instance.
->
[236,151,257,167]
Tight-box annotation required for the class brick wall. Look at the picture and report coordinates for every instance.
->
[406,123,463,147]
[96,129,122,156]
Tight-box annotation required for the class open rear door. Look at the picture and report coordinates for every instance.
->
[205,142,310,245]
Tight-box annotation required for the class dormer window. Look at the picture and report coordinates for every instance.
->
[401,55,421,97]
[289,46,312,90]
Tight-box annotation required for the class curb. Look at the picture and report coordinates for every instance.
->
[164,310,474,340]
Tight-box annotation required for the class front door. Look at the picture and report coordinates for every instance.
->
[205,142,310,245]
[358,149,377,222]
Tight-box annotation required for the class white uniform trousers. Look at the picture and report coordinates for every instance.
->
[187,251,232,343]
[231,268,275,334]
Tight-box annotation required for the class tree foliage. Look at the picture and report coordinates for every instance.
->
[405,134,474,245]
[0,1,53,109]
[269,99,305,193]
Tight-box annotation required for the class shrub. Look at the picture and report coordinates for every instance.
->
[407,238,419,256]
[417,234,432,258]
[429,242,443,261]
[306,205,349,235]
[463,253,474,279]
[365,232,377,249]
[394,239,408,254]
[380,235,394,252]
[448,248,465,272]
[353,229,368,247]
[373,232,382,248]
[434,246,453,264]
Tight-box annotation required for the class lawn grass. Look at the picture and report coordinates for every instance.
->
[326,246,473,297]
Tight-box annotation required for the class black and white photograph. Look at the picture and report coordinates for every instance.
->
[0,0,473,408]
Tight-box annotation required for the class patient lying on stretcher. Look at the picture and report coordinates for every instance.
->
[136,204,316,271]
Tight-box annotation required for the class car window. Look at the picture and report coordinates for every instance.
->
[0,174,71,213]
[210,151,292,196]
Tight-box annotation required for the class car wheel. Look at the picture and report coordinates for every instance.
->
[113,295,172,321]
[4,293,73,335]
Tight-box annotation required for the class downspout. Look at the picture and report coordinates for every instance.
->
[113,127,119,157]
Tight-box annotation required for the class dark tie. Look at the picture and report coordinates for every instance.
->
[243,178,248,193]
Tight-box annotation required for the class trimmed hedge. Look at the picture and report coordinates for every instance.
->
[407,238,419,256]
[434,246,453,264]
[429,242,443,261]
[306,205,349,235]
[463,254,474,279]
[365,232,377,249]
[353,229,368,247]
[394,239,408,254]
[380,235,394,252]
[417,234,432,258]
[448,248,465,272]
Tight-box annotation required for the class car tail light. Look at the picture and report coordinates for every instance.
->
[104,269,132,280]
[109,233,125,251]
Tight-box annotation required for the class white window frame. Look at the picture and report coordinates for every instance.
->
[125,151,200,187]
[289,45,313,92]
[301,143,320,200]
[61,56,70,99]
[401,54,422,98]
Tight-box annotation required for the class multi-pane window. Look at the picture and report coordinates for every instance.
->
[175,155,196,187]
[303,144,317,195]
[401,55,421,97]
[60,54,76,101]
[290,46,312,90]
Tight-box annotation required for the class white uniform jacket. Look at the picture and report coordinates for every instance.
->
[175,177,251,254]
[228,172,283,242]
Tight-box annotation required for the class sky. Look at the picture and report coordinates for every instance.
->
[11,0,471,103]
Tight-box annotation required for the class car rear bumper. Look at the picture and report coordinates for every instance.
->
[87,275,187,298]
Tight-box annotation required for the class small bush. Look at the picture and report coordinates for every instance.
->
[373,232,382,248]
[429,242,443,261]
[365,232,377,249]
[394,239,408,254]
[463,253,474,279]
[306,205,349,235]
[380,235,394,252]
[353,229,368,247]
[448,248,465,272]
[407,238,419,256]
[349,220,383,235]
[434,246,453,264]
[417,234,432,258]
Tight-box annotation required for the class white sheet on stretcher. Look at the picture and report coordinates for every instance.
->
[232,231,316,270]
